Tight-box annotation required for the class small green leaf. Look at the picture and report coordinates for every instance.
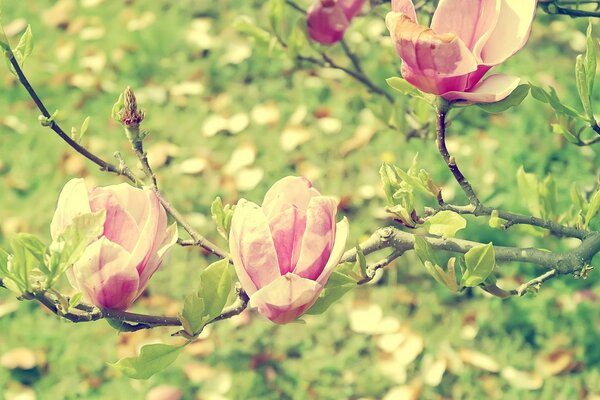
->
[268,0,285,33]
[111,93,124,122]
[551,121,580,144]
[111,343,184,380]
[386,77,422,97]
[13,24,33,65]
[530,84,582,119]
[576,54,594,121]
[461,243,495,287]
[179,293,206,335]
[379,163,399,205]
[585,20,596,94]
[46,210,106,287]
[305,271,356,315]
[7,234,47,292]
[69,293,83,309]
[516,166,540,217]
[585,189,600,228]
[423,211,467,238]
[288,18,310,59]
[183,259,232,334]
[79,116,90,141]
[488,210,504,229]
[413,236,442,267]
[475,84,530,113]
[355,242,367,278]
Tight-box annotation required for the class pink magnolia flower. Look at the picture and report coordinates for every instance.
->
[386,0,537,103]
[307,0,366,45]
[229,176,349,324]
[51,179,178,310]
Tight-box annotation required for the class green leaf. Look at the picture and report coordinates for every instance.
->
[461,243,495,287]
[516,166,540,217]
[182,258,232,335]
[379,163,398,205]
[13,24,33,66]
[288,18,310,59]
[79,116,90,142]
[423,211,467,238]
[413,236,442,267]
[576,54,594,121]
[585,20,596,94]
[386,77,422,97]
[69,293,83,310]
[355,242,367,278]
[488,209,504,229]
[111,93,124,122]
[46,210,106,287]
[7,234,47,292]
[551,121,580,144]
[179,293,206,335]
[211,197,234,239]
[111,343,184,380]
[585,189,600,228]
[475,84,530,113]
[268,0,285,33]
[305,271,356,315]
[530,84,583,119]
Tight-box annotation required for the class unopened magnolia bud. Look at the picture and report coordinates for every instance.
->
[120,87,145,143]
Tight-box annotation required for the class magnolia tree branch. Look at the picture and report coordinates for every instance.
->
[5,48,228,259]
[539,0,600,18]
[4,51,141,185]
[434,103,589,240]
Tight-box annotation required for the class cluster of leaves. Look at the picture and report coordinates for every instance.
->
[532,22,599,145]
[0,211,105,297]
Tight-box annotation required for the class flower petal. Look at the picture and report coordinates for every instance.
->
[391,0,417,22]
[480,0,537,65]
[262,176,320,217]
[249,273,322,324]
[50,178,92,240]
[102,183,150,224]
[442,73,520,103]
[340,0,366,20]
[431,0,501,58]
[129,188,164,272]
[386,12,478,78]
[70,237,139,310]
[88,188,140,253]
[268,205,307,275]
[229,199,281,295]
[138,222,178,292]
[315,217,349,286]
[293,196,337,280]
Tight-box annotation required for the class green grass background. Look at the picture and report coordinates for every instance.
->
[0,1,599,399]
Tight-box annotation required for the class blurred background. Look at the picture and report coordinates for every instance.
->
[0,0,599,399]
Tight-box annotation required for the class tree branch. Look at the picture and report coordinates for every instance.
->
[4,51,141,186]
[434,102,588,240]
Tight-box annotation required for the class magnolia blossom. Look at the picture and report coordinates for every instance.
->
[229,176,349,324]
[386,0,537,102]
[307,0,366,45]
[51,179,178,310]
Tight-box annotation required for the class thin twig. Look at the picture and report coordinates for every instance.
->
[434,102,588,240]
[357,249,405,285]
[152,188,229,259]
[509,269,559,296]
[5,51,141,186]
[435,103,481,208]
